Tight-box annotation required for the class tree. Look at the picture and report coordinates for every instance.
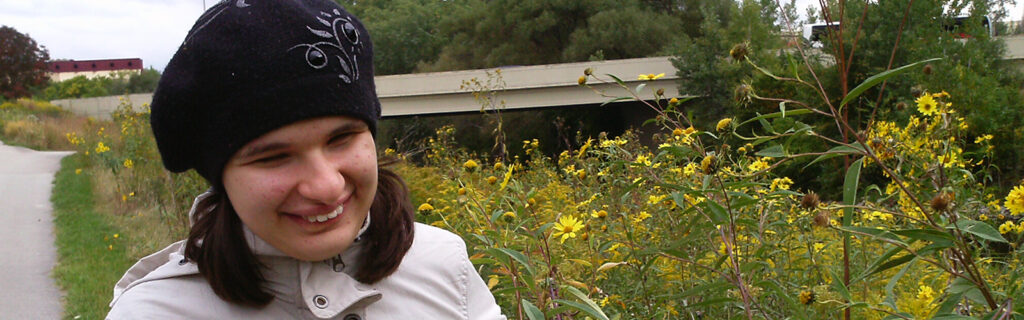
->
[0,26,50,100]
[343,0,451,75]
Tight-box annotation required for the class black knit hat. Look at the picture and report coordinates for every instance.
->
[150,0,380,186]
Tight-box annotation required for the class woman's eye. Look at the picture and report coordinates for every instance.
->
[254,154,287,164]
[328,132,353,145]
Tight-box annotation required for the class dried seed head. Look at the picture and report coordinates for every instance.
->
[922,64,933,75]
[931,192,952,212]
[656,88,665,96]
[734,84,754,105]
[813,210,831,228]
[911,86,923,98]
[801,191,821,209]
[584,67,593,76]
[895,101,907,110]
[730,42,748,61]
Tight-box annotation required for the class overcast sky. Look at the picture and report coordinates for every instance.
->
[1,0,1021,73]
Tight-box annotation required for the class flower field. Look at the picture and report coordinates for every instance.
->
[2,60,1024,318]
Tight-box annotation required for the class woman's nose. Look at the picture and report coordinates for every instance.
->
[296,152,344,204]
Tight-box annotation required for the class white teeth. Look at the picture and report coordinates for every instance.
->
[304,205,343,223]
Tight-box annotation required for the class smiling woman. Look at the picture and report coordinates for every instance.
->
[104,0,505,319]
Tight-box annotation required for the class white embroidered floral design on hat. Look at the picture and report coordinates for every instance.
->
[290,9,364,83]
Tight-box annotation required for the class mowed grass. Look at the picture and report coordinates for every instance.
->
[51,154,133,319]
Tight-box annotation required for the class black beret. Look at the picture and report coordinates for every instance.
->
[150,0,380,186]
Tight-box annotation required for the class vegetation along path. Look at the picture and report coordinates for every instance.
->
[0,140,72,319]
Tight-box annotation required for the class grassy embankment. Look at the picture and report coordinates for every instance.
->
[51,154,133,319]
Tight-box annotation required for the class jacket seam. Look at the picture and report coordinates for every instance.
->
[458,240,470,320]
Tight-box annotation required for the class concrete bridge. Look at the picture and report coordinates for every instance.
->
[51,34,1024,119]
[51,57,679,120]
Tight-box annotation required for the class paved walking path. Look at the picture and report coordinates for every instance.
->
[0,141,73,319]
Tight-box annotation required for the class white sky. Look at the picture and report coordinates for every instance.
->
[1,0,1021,73]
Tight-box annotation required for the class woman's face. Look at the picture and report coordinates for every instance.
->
[222,116,377,261]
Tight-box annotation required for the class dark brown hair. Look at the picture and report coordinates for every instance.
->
[183,166,416,307]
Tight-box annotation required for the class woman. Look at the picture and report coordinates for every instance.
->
[106,1,505,319]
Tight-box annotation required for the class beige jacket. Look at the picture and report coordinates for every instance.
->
[107,223,506,319]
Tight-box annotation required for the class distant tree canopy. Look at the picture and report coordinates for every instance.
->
[40,68,161,100]
[342,0,731,74]
[0,26,50,100]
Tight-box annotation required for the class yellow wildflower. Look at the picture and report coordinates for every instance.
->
[486,176,498,184]
[633,211,652,223]
[748,158,770,172]
[501,211,516,222]
[716,118,733,131]
[75,169,82,175]
[813,242,825,252]
[917,285,935,302]
[975,134,993,144]
[463,159,479,171]
[577,76,587,86]
[1004,185,1024,215]
[113,233,119,239]
[999,221,1015,234]
[915,94,938,116]
[770,177,793,191]
[637,73,665,81]
[591,209,608,219]
[552,215,585,243]
[417,203,435,212]
[95,142,110,154]
[979,214,988,221]
[634,154,652,167]
[798,290,815,305]
[683,162,698,176]
[672,128,684,136]
[123,159,134,169]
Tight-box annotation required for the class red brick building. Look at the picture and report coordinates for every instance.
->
[47,58,143,82]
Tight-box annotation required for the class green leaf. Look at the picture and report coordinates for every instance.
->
[829,268,852,301]
[840,226,908,247]
[600,96,631,107]
[488,248,536,277]
[934,291,966,317]
[779,101,787,118]
[522,299,545,320]
[866,254,915,279]
[951,219,1008,243]
[758,116,776,133]
[605,73,625,86]
[755,144,786,158]
[553,299,609,320]
[842,158,864,227]
[839,57,942,109]
[930,315,975,320]
[891,229,954,245]
[735,108,813,128]
[703,200,728,225]
[562,286,609,320]
[804,143,868,169]
[883,257,917,310]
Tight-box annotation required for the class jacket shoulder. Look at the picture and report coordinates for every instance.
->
[108,240,205,315]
